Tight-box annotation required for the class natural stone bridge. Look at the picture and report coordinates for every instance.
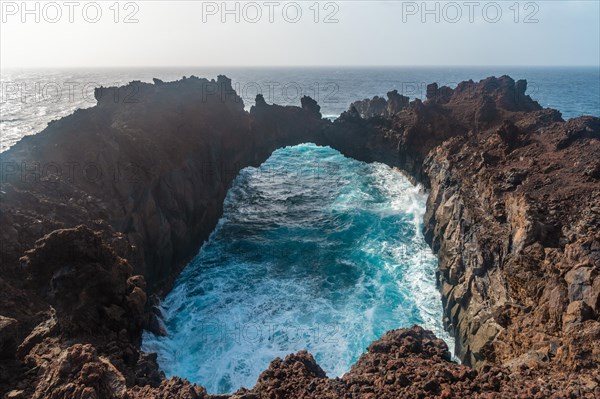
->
[1,75,599,398]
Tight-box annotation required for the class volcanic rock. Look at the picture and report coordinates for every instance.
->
[0,74,598,398]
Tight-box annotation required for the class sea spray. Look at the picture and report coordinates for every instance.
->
[142,143,453,394]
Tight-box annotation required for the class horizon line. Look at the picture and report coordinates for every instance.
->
[2,64,600,70]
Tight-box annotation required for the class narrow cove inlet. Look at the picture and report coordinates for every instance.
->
[2,0,599,395]
[142,144,453,394]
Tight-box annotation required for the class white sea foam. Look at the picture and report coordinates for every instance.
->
[142,144,455,394]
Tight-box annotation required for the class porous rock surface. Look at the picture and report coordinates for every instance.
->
[0,75,598,398]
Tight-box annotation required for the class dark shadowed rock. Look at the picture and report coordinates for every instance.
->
[0,316,18,359]
[20,226,148,338]
[351,95,388,118]
[254,93,267,107]
[349,90,409,119]
[300,95,321,118]
[386,89,410,114]
[426,83,453,103]
[0,75,599,398]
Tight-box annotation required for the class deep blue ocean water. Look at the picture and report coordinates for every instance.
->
[2,67,598,393]
[1,67,599,151]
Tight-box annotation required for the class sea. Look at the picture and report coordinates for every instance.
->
[1,67,599,151]
[1,67,598,393]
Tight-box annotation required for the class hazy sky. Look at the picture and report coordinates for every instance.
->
[1,0,599,68]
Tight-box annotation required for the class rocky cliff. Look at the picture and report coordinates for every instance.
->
[0,75,598,398]
[329,77,600,373]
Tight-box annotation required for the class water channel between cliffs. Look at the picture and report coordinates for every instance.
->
[142,143,454,394]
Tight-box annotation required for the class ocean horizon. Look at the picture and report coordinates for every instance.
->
[2,66,598,152]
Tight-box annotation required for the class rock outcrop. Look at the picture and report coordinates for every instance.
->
[350,89,410,119]
[0,75,328,398]
[0,74,598,398]
[325,76,600,373]
[227,325,598,398]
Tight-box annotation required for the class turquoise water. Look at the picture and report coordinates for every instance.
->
[4,67,597,392]
[142,143,452,394]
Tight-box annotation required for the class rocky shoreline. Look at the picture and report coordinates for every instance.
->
[0,75,598,398]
